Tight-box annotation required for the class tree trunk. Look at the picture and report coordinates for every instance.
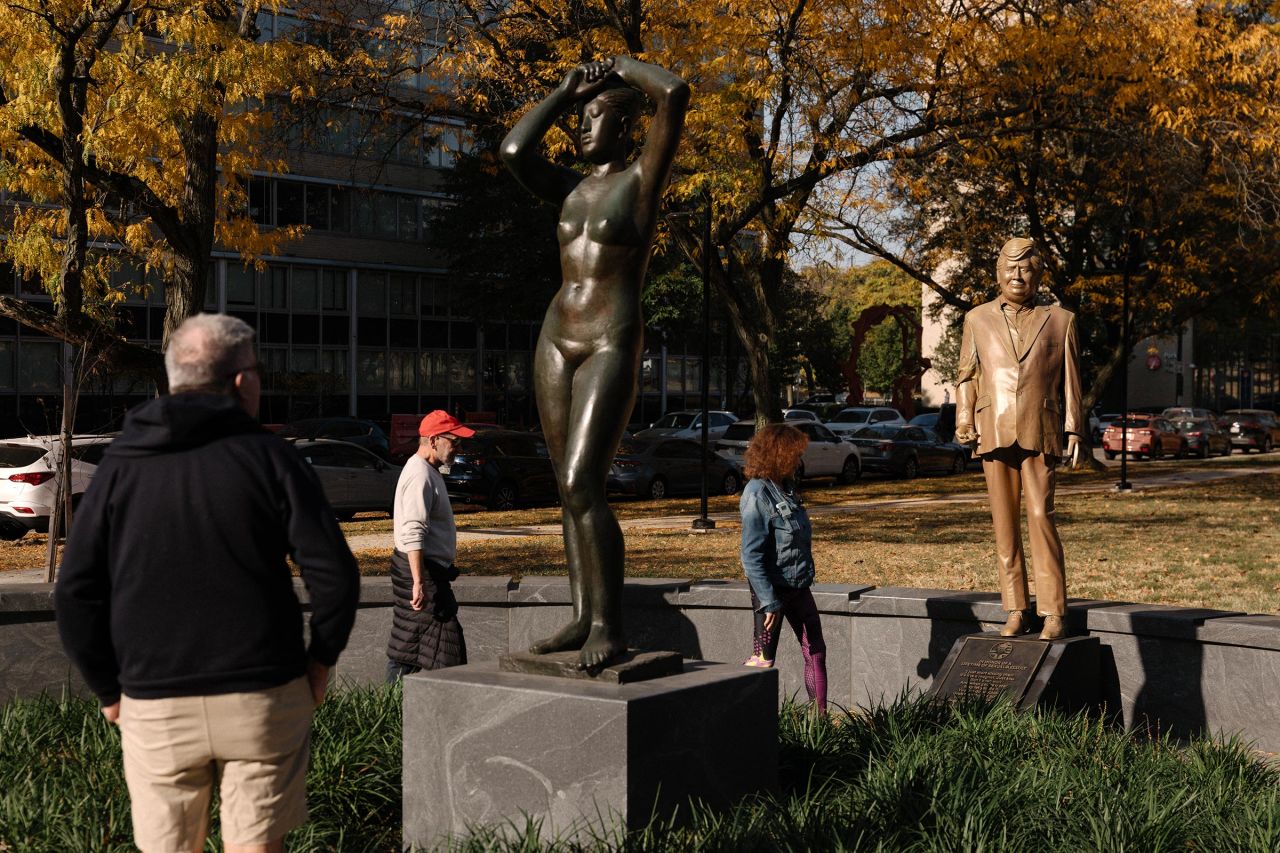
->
[163,109,219,350]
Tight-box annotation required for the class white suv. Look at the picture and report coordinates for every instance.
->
[824,406,906,437]
[0,435,114,539]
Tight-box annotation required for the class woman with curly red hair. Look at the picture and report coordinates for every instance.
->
[739,423,827,712]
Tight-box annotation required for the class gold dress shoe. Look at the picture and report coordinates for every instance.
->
[999,611,1027,637]
[1039,614,1066,641]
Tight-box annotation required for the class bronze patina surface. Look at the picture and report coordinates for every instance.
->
[500,57,689,670]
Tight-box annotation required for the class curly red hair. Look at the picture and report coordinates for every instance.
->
[743,423,809,482]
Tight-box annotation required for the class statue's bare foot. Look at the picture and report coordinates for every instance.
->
[577,624,626,670]
[529,617,590,654]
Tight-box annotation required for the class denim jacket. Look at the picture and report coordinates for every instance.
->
[739,477,815,613]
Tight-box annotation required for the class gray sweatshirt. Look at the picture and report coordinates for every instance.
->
[393,455,455,565]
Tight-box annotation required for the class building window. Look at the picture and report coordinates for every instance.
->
[358,349,386,391]
[321,269,347,311]
[291,268,319,312]
[275,181,305,226]
[18,342,60,392]
[389,351,417,392]
[448,351,475,393]
[0,341,13,389]
[227,266,256,306]
[357,271,387,316]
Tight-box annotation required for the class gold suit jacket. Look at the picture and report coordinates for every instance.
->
[954,299,1083,457]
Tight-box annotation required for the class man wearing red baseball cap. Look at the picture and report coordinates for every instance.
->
[385,411,475,680]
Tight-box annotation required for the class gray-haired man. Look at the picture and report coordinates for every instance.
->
[56,313,360,853]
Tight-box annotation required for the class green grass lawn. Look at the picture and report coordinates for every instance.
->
[3,685,1277,852]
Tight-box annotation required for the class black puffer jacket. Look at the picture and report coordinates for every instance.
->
[386,549,466,670]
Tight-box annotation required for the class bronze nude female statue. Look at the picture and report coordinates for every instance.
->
[500,57,689,668]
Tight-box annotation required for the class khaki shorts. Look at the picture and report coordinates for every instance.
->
[118,676,314,852]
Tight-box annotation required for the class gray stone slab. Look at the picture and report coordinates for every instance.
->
[1197,641,1280,752]
[809,583,876,614]
[402,660,777,847]
[681,602,753,665]
[499,649,682,683]
[509,576,572,605]
[452,575,516,603]
[1085,604,1246,639]
[621,577,693,606]
[508,604,574,653]
[457,603,511,665]
[678,580,753,609]
[851,587,1006,621]
[0,584,55,612]
[0,617,88,703]
[1196,615,1280,651]
[333,606,393,688]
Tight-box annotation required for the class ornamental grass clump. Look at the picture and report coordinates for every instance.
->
[3,686,1278,852]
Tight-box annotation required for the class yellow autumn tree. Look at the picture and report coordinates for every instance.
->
[437,0,1280,418]
[824,0,1280,410]
[434,0,1020,420]
[0,0,332,376]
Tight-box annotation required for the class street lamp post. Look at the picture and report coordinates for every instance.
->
[1116,232,1137,492]
[693,189,716,531]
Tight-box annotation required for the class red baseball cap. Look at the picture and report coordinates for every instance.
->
[418,410,476,439]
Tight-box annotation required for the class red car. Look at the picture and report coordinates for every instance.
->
[1101,414,1187,460]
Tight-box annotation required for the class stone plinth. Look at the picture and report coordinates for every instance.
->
[403,660,778,847]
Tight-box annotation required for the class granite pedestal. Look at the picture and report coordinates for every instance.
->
[403,660,778,847]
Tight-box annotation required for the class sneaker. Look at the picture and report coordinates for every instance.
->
[743,654,775,668]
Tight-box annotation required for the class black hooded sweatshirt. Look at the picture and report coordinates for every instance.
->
[55,393,360,705]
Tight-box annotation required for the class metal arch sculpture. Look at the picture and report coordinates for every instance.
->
[840,304,931,419]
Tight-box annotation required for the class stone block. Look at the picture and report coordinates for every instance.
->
[622,579,692,656]
[333,606,393,688]
[1085,604,1256,741]
[0,616,88,703]
[402,661,778,847]
[848,589,1006,709]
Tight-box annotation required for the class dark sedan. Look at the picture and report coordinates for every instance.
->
[846,425,968,478]
[609,437,742,500]
[291,439,400,520]
[1223,409,1280,453]
[1173,418,1232,458]
[443,429,559,510]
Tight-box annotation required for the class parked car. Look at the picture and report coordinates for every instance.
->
[609,437,742,500]
[1093,413,1123,444]
[908,404,957,443]
[1100,414,1187,460]
[1172,418,1232,458]
[0,434,114,539]
[442,429,559,510]
[635,410,740,442]
[1222,409,1280,453]
[824,406,906,437]
[1162,406,1217,421]
[845,425,968,478]
[290,439,400,520]
[782,408,819,421]
[716,420,862,484]
[277,417,392,460]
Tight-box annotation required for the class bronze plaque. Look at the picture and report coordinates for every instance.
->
[931,635,1050,704]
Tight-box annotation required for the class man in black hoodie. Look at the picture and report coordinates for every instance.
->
[56,313,360,853]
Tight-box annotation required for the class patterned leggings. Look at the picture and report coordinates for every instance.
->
[751,586,828,712]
